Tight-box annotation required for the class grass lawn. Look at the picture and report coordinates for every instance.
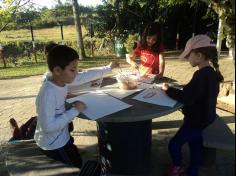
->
[0,62,48,79]
[0,57,125,79]
[0,25,81,43]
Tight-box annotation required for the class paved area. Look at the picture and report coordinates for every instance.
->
[0,57,235,175]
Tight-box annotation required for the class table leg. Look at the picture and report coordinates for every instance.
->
[97,120,152,175]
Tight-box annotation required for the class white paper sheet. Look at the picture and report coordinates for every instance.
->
[132,88,177,107]
[87,83,142,99]
[101,87,142,99]
[138,74,156,84]
[66,92,132,120]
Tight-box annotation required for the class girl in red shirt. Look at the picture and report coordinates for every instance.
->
[128,22,165,78]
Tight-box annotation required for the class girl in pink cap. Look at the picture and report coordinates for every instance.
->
[162,35,224,176]
[127,22,165,79]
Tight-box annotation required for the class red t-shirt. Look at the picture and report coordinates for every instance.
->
[134,45,164,76]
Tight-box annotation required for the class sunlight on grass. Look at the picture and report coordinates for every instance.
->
[0,26,85,43]
[0,26,75,42]
[0,63,48,78]
[0,58,124,79]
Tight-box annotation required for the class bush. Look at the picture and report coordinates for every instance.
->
[0,33,116,68]
[124,33,139,53]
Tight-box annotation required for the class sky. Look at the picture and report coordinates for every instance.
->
[32,0,103,8]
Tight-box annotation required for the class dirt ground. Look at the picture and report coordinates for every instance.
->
[0,55,235,175]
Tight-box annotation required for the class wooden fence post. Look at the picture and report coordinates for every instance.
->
[0,45,6,68]
[30,25,37,63]
[60,24,65,45]
[90,23,94,57]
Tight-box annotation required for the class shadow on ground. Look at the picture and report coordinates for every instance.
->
[2,128,235,176]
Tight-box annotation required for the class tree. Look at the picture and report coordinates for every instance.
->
[208,0,235,60]
[0,0,32,32]
[104,0,123,35]
[157,0,235,61]
[71,0,86,59]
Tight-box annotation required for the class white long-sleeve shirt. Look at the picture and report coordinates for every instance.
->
[34,66,112,150]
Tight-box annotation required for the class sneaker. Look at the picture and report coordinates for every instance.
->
[165,165,185,176]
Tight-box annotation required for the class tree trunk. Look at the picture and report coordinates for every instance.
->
[231,0,235,90]
[114,0,121,35]
[216,18,224,59]
[71,0,86,60]
[209,0,235,83]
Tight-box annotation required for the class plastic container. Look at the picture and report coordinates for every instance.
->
[116,74,138,90]
[115,37,126,57]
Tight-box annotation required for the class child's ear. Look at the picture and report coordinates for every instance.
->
[197,52,203,60]
[53,66,62,75]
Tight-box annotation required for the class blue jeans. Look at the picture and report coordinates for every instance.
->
[169,123,203,176]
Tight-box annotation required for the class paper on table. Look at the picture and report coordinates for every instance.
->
[132,88,177,107]
[92,83,143,99]
[139,74,156,84]
[104,89,142,99]
[66,92,132,120]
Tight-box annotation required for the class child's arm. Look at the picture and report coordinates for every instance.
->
[127,45,142,70]
[70,62,119,86]
[127,51,139,70]
[157,53,165,78]
[163,73,204,105]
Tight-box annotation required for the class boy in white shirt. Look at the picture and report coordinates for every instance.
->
[34,45,119,168]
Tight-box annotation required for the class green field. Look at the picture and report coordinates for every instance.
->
[0,25,120,79]
[0,25,86,43]
[0,57,124,79]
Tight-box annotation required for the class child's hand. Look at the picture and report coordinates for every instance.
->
[108,61,120,70]
[155,73,163,80]
[130,61,139,70]
[162,83,169,91]
[74,101,87,112]
[90,79,102,87]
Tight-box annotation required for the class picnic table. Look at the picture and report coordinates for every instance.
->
[75,76,183,175]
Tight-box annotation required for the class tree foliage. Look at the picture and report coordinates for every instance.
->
[0,0,32,31]
[155,0,235,49]
[1,0,234,52]
[99,0,218,49]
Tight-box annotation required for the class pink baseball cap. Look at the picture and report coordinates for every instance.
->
[179,35,216,59]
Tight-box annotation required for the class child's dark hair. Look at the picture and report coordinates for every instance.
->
[44,42,58,55]
[193,47,224,82]
[47,45,79,72]
[141,22,163,53]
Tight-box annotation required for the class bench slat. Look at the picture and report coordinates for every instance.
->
[5,140,79,176]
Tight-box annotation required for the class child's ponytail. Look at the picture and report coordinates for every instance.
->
[208,48,224,83]
[210,55,224,83]
[194,47,224,82]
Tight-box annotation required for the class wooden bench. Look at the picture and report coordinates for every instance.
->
[202,116,235,167]
[3,116,234,176]
[5,140,80,176]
